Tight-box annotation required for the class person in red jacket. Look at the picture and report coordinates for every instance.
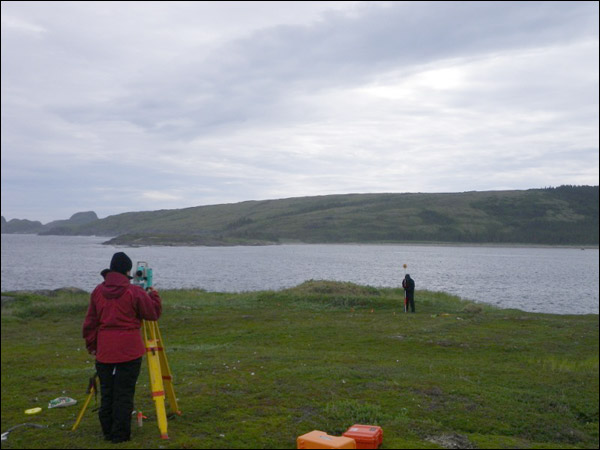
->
[83,252,162,443]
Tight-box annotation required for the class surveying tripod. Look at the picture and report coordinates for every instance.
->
[142,319,181,439]
[72,319,181,439]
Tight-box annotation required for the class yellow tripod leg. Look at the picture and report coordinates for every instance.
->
[144,320,170,439]
[71,389,94,431]
[154,322,181,415]
[71,375,98,432]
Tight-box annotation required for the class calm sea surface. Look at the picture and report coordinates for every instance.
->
[1,234,598,315]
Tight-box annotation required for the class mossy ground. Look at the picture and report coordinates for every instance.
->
[1,281,598,448]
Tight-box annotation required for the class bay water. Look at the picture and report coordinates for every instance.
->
[1,234,598,314]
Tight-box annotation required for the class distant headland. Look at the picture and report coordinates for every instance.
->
[2,186,598,247]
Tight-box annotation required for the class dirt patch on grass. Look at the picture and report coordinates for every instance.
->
[426,432,477,448]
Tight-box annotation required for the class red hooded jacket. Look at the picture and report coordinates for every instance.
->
[83,271,162,363]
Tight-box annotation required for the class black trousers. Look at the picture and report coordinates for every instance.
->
[96,357,142,443]
[405,293,415,312]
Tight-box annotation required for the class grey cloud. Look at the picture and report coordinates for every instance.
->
[106,2,597,138]
[26,1,595,143]
[1,1,598,221]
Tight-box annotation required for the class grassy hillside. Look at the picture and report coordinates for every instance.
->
[1,282,598,449]
[50,186,599,246]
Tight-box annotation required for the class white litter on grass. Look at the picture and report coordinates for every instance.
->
[48,397,77,409]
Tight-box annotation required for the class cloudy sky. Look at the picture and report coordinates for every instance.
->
[2,1,598,223]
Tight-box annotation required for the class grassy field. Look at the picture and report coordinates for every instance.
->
[1,281,598,449]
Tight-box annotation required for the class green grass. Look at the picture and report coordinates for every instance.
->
[1,281,598,448]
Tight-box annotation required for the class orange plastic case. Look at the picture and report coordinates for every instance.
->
[342,425,383,449]
[297,430,357,449]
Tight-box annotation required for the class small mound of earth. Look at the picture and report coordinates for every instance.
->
[426,433,477,449]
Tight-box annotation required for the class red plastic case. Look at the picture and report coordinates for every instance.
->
[342,425,383,449]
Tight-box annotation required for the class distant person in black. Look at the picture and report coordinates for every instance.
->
[402,274,416,313]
